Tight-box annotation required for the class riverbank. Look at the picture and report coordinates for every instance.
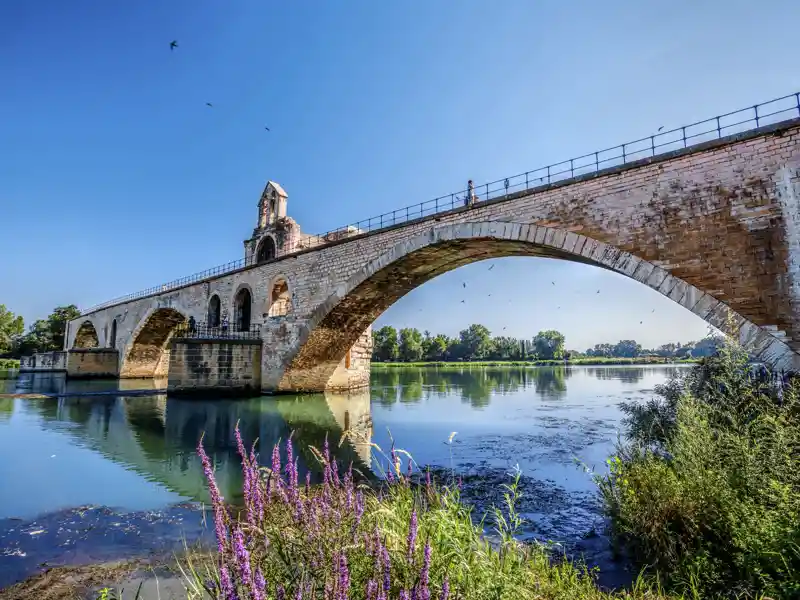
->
[373,357,697,367]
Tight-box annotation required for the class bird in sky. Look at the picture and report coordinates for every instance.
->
[488,264,495,271]
[169,40,178,51]
[503,327,507,330]
[460,300,465,304]
[551,281,555,285]
[264,126,271,132]
[640,321,643,324]
[462,282,466,288]
[597,290,600,294]
[205,103,213,108]
[652,309,655,313]
[657,126,664,132]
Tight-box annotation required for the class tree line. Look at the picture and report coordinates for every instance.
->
[372,324,721,363]
[0,304,82,358]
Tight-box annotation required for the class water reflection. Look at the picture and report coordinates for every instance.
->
[6,386,373,514]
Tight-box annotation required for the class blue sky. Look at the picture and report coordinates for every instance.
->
[2,0,799,351]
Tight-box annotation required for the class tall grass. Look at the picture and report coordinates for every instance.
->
[598,339,800,598]
[183,427,678,599]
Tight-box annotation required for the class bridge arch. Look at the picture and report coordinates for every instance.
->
[275,221,799,392]
[120,307,186,378]
[73,320,100,348]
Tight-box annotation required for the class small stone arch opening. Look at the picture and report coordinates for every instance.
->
[234,287,253,332]
[208,295,221,327]
[121,308,186,378]
[257,236,276,264]
[74,321,100,348]
[108,319,117,349]
[267,277,292,317]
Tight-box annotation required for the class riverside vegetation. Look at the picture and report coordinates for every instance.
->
[145,336,794,599]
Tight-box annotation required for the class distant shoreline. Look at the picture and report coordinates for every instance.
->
[372,357,699,367]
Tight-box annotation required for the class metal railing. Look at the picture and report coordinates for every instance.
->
[81,91,800,316]
[172,321,262,341]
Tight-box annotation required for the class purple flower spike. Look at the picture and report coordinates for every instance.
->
[337,552,350,600]
[233,526,252,585]
[440,577,450,600]
[366,579,378,600]
[399,591,410,600]
[219,565,238,600]
[196,436,228,554]
[419,541,432,600]
[253,568,267,600]
[382,544,391,594]
[276,584,285,600]
[407,509,418,561]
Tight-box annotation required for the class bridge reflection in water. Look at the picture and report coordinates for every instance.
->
[16,380,373,506]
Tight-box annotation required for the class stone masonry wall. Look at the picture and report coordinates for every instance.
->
[69,120,800,391]
[20,351,68,372]
[67,349,120,378]
[167,340,262,396]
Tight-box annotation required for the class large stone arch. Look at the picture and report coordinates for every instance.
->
[73,320,100,348]
[120,307,187,378]
[274,221,800,392]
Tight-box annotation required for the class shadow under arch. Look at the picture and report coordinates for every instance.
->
[120,307,186,378]
[276,221,800,392]
[73,320,100,348]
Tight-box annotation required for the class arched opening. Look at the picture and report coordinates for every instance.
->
[234,287,252,332]
[208,295,221,328]
[74,321,100,348]
[267,277,291,317]
[256,236,276,263]
[274,222,799,392]
[108,319,117,349]
[120,308,186,378]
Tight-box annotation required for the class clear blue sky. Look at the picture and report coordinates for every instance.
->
[2,0,799,351]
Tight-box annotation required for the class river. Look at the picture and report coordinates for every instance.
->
[0,364,689,589]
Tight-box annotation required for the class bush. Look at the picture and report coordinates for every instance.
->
[599,339,800,598]
[184,426,676,600]
[0,359,19,369]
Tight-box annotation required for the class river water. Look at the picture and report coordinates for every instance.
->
[0,365,687,589]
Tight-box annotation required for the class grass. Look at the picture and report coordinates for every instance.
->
[177,425,689,600]
[597,338,800,599]
[373,357,697,368]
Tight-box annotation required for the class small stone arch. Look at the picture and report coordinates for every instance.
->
[108,318,117,349]
[74,320,100,348]
[256,235,277,264]
[120,307,186,378]
[266,276,292,317]
[208,294,221,327]
[273,221,800,392]
[234,285,253,332]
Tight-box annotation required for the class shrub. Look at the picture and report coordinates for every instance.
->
[599,339,800,598]
[0,358,19,369]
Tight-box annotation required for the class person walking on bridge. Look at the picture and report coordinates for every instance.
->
[466,180,476,208]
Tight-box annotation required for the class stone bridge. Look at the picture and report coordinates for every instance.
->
[62,110,800,393]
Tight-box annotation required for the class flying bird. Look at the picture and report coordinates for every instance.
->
[503,327,507,330]
[462,282,466,288]
[551,281,555,286]
[488,264,495,271]
[461,300,465,303]
[640,321,643,324]
[205,103,213,108]
[169,40,178,51]
[264,126,271,132]
[657,126,664,132]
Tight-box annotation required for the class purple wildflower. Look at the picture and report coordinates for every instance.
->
[419,541,431,600]
[382,544,391,594]
[337,552,350,600]
[233,526,252,585]
[400,591,410,600]
[366,579,378,600]
[355,491,365,525]
[294,583,304,600]
[440,577,450,600]
[196,435,228,553]
[332,458,340,487]
[276,584,285,600]
[219,565,238,600]
[253,568,266,600]
[426,469,431,490]
[407,509,418,561]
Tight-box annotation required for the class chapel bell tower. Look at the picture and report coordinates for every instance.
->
[245,181,295,265]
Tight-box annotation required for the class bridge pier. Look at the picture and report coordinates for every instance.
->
[167,338,263,397]
[66,348,120,379]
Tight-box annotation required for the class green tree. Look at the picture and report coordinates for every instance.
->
[585,343,614,357]
[612,339,642,358]
[422,334,449,361]
[372,326,399,362]
[0,305,24,356]
[398,328,424,362]
[533,330,565,360]
[48,305,81,350]
[458,324,493,361]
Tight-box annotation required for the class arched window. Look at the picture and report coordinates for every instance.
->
[208,295,221,328]
[257,236,276,263]
[267,277,291,317]
[234,288,252,332]
[109,319,117,349]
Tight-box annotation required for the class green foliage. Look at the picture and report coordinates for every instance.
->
[373,326,399,362]
[0,305,24,356]
[422,333,449,361]
[8,304,81,356]
[457,323,493,360]
[0,358,20,369]
[533,329,565,360]
[398,327,424,362]
[599,338,800,598]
